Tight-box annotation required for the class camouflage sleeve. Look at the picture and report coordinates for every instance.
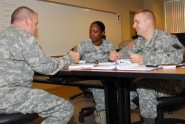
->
[76,42,83,55]
[119,40,137,59]
[76,40,88,56]
[119,35,185,65]
[108,42,116,51]
[22,37,73,75]
[143,35,185,65]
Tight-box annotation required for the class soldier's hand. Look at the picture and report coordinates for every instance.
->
[129,53,143,65]
[109,50,121,61]
[68,51,80,64]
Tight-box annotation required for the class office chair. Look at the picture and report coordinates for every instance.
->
[0,113,39,124]
[132,90,185,124]
[79,106,96,123]
[69,88,93,101]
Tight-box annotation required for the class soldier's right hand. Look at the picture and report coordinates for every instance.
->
[109,50,121,61]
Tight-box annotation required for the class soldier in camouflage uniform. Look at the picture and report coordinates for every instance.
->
[74,21,115,124]
[0,6,80,124]
[109,9,185,124]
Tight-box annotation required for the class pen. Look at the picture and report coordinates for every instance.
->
[135,49,142,54]
[127,49,142,58]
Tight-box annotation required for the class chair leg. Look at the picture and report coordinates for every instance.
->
[70,92,84,100]
[79,107,96,123]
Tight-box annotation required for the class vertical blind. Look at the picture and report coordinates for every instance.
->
[164,0,185,33]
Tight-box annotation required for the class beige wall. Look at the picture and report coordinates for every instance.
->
[143,0,165,30]
[47,0,143,43]
[47,0,164,44]
[154,0,165,30]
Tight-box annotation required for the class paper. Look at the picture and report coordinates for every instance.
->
[89,62,116,70]
[159,64,185,69]
[98,62,116,65]
[159,65,176,69]
[68,62,115,70]
[68,61,161,71]
[78,60,86,64]
[68,63,95,69]
[116,64,161,71]
[116,59,132,65]
[91,65,116,70]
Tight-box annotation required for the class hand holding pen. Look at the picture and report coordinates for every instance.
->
[129,49,143,65]
[68,45,80,63]
[109,50,121,61]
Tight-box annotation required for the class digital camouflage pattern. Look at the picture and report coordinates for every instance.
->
[121,29,185,118]
[77,38,115,111]
[85,29,185,119]
[77,38,115,63]
[119,29,184,65]
[0,26,74,124]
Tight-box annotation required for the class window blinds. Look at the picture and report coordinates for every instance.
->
[164,0,185,33]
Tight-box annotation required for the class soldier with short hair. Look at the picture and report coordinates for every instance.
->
[0,6,80,124]
[109,9,185,124]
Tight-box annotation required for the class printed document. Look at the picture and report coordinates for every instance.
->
[68,63,95,69]
[68,59,161,71]
[116,64,161,71]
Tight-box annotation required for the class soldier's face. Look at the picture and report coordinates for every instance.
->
[133,13,148,37]
[89,24,104,42]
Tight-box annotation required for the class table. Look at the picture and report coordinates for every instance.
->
[38,68,185,124]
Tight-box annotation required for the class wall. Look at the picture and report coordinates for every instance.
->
[1,0,123,55]
[143,0,165,30]
[47,0,144,42]
[47,0,164,41]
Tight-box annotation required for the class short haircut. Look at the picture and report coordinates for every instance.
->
[136,9,156,26]
[11,6,37,24]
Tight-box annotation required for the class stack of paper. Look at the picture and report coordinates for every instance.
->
[68,60,162,71]
[116,64,161,71]
[68,63,95,69]
[159,65,176,69]
[90,62,116,70]
[68,62,116,70]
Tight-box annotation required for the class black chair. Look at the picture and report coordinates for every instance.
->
[0,113,39,124]
[132,90,185,124]
[79,106,96,123]
[69,88,93,101]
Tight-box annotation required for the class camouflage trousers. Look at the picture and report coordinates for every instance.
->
[74,80,105,112]
[91,88,105,112]
[131,78,185,118]
[92,79,185,118]
[2,88,74,124]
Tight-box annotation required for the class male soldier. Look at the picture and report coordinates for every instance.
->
[0,6,79,124]
[109,9,185,124]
